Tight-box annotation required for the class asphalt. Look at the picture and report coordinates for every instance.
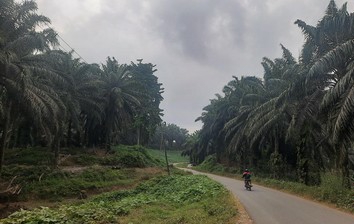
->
[185,169,354,224]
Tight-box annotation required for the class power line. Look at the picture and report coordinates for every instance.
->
[55,32,88,64]
[38,21,88,64]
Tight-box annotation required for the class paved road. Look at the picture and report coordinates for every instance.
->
[186,169,354,224]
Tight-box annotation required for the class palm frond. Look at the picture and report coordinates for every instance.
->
[308,39,354,80]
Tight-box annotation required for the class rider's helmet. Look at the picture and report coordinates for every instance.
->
[245,168,249,172]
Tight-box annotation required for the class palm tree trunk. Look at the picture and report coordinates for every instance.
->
[340,145,351,189]
[137,126,140,145]
[105,132,111,152]
[0,121,9,172]
[66,119,72,147]
[0,102,12,172]
[164,142,170,176]
[297,137,309,185]
[83,126,89,147]
[52,125,63,168]
[274,136,279,154]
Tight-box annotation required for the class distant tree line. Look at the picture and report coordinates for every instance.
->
[0,0,165,171]
[188,0,354,188]
[148,123,189,150]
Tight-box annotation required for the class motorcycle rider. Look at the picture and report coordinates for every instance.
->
[242,168,252,187]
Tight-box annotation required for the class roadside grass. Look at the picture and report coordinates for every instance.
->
[1,175,238,224]
[193,155,354,213]
[253,174,354,212]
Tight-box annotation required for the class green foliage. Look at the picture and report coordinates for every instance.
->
[3,145,165,168]
[149,123,189,150]
[1,175,237,224]
[195,155,225,173]
[69,154,101,166]
[1,165,137,201]
[0,145,174,202]
[4,148,53,166]
[146,148,189,164]
[1,165,52,183]
[102,145,164,167]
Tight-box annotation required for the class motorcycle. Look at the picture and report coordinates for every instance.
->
[245,179,252,191]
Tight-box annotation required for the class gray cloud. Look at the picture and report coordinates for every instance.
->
[35,0,353,132]
[149,0,247,62]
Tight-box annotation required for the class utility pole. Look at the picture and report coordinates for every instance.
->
[160,122,170,175]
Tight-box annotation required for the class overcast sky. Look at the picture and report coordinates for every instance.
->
[35,0,352,133]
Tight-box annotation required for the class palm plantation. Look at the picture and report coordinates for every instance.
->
[0,0,164,170]
[0,0,353,222]
[1,0,351,185]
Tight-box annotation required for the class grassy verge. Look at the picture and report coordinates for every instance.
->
[1,175,238,224]
[252,174,354,212]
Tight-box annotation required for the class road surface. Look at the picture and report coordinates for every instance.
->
[186,169,354,224]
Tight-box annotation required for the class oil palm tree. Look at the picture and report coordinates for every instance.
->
[0,0,61,170]
[128,61,163,145]
[298,0,354,188]
[100,57,141,150]
[44,50,103,147]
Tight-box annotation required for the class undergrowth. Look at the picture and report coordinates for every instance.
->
[1,145,167,202]
[1,166,146,201]
[1,175,237,224]
[3,145,164,168]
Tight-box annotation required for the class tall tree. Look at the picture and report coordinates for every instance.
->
[100,57,141,150]
[128,60,163,146]
[0,0,60,170]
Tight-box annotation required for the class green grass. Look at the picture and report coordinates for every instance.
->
[1,175,238,224]
[146,148,189,164]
